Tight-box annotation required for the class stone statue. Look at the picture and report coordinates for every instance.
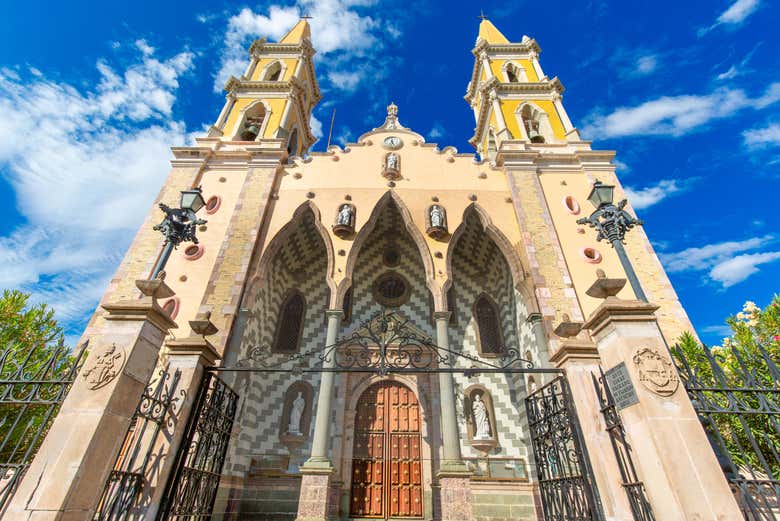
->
[430,205,444,228]
[386,153,399,170]
[288,392,305,435]
[472,394,491,440]
[337,204,352,226]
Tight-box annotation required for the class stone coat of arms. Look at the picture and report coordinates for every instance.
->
[82,343,126,390]
[632,347,679,396]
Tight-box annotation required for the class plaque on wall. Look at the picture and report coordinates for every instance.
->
[604,362,639,410]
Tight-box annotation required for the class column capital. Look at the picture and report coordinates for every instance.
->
[325,308,344,320]
[433,311,452,323]
[583,297,659,339]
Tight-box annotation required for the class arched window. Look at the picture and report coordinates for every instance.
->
[287,128,299,156]
[342,287,353,324]
[274,291,305,353]
[507,64,519,83]
[264,61,282,81]
[521,105,546,143]
[237,103,266,141]
[474,294,503,355]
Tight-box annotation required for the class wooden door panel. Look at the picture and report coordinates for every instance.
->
[350,381,423,519]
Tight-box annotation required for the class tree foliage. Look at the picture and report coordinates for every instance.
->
[674,297,780,478]
[0,290,77,465]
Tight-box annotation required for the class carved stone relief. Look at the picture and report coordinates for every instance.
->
[82,343,126,390]
[632,346,679,397]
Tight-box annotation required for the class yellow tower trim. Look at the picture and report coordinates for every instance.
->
[478,19,510,44]
[280,19,312,44]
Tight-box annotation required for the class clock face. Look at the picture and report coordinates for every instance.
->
[383,136,402,149]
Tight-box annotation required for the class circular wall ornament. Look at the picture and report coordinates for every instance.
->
[372,271,411,307]
[382,136,403,150]
[633,346,679,396]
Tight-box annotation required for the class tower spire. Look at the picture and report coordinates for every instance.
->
[477,17,509,44]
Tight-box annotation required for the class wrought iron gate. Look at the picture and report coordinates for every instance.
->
[525,376,603,521]
[592,368,655,521]
[674,342,780,520]
[157,371,238,521]
[0,339,88,511]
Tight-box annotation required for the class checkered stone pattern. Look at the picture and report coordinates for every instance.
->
[448,213,538,460]
[223,210,330,476]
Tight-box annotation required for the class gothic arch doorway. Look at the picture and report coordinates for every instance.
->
[350,381,423,519]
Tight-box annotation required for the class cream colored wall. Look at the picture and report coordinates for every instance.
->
[158,168,249,338]
[539,170,694,343]
[261,130,524,309]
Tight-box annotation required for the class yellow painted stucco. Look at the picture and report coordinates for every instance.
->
[502,100,566,140]
[489,59,538,82]
[223,97,290,139]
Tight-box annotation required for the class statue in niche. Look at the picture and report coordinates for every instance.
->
[430,205,444,228]
[287,392,305,435]
[337,204,352,226]
[387,152,399,170]
[472,394,491,440]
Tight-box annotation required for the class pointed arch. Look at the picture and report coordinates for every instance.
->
[243,200,335,305]
[273,290,306,353]
[336,191,435,308]
[444,203,539,315]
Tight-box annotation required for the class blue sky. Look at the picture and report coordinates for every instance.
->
[0,0,778,346]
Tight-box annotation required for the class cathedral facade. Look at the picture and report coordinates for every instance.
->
[6,18,746,521]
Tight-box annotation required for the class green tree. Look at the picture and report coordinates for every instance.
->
[674,296,780,478]
[0,290,77,466]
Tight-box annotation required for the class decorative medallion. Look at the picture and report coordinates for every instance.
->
[383,136,403,150]
[632,347,679,396]
[82,343,126,390]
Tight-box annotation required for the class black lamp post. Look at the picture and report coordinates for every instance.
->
[150,187,208,279]
[576,181,648,302]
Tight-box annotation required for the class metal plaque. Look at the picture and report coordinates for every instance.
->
[605,362,639,410]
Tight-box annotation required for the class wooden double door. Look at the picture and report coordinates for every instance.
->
[350,381,424,519]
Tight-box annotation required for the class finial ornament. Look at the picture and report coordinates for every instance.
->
[478,10,487,20]
[378,102,405,131]
[387,102,398,118]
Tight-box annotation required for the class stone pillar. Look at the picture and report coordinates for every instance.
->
[526,313,552,383]
[548,338,628,520]
[296,309,342,521]
[7,279,177,521]
[143,312,221,520]
[434,312,474,521]
[583,295,743,520]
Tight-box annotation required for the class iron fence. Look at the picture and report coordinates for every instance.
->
[673,341,780,520]
[0,338,88,511]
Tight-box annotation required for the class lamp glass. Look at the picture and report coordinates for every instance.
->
[588,182,614,208]
[180,189,206,213]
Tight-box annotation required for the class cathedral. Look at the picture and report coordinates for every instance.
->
[5,17,747,521]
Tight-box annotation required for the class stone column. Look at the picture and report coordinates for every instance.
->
[548,338,627,520]
[583,294,743,520]
[433,311,474,521]
[296,309,342,521]
[526,313,552,383]
[6,279,177,521]
[143,312,221,520]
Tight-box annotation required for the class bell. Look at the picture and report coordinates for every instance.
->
[528,129,545,143]
[241,124,259,141]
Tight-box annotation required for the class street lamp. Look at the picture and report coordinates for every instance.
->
[150,187,208,279]
[576,181,647,302]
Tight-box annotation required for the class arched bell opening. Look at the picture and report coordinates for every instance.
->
[234,101,268,142]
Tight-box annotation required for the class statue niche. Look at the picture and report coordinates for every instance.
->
[464,386,498,453]
[279,381,314,448]
[382,152,401,180]
[425,204,448,239]
[332,203,356,238]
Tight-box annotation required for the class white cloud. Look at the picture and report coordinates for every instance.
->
[699,0,761,35]
[213,1,387,94]
[701,324,733,337]
[613,159,630,172]
[583,83,780,139]
[659,235,779,287]
[0,45,192,333]
[717,66,739,80]
[309,113,323,139]
[635,55,658,76]
[709,251,780,287]
[428,123,446,140]
[624,179,691,210]
[743,124,780,148]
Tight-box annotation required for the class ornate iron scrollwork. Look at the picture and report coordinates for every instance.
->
[233,310,534,375]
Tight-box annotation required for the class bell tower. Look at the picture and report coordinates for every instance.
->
[465,18,580,160]
[208,19,321,157]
